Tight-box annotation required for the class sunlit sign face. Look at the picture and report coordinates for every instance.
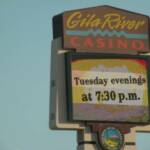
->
[65,52,150,123]
[53,6,150,54]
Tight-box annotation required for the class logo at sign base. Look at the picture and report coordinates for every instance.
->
[100,127,124,150]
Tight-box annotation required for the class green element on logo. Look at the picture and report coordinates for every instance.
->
[101,127,124,150]
[66,29,148,39]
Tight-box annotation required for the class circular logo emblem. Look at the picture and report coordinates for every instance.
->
[100,127,124,150]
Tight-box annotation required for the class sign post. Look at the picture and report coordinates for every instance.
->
[50,5,150,150]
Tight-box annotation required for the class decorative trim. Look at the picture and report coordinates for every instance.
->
[66,29,148,39]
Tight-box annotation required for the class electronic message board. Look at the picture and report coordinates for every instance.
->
[65,52,150,123]
[53,6,150,54]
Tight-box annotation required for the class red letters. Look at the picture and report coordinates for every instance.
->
[70,36,80,47]
[69,36,145,51]
[132,40,145,50]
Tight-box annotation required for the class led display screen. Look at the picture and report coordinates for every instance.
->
[66,52,150,123]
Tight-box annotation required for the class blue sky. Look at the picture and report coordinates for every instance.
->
[0,0,150,150]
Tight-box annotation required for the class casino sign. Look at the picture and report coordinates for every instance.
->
[53,5,150,54]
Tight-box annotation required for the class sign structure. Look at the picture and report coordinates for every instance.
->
[51,5,150,150]
[53,5,150,54]
[66,52,150,123]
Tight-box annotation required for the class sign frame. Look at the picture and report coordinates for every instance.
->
[65,51,150,124]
